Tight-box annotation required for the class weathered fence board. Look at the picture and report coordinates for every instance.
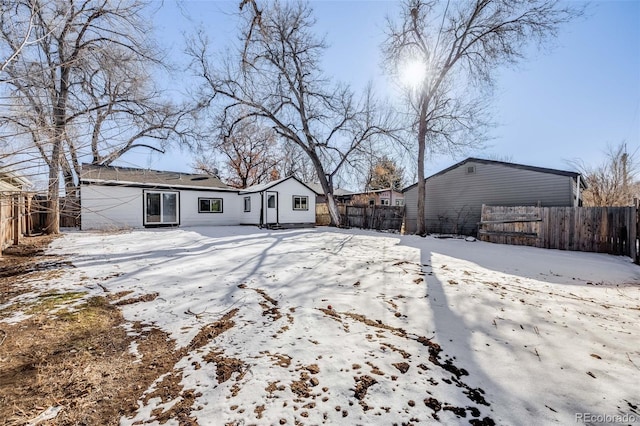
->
[0,193,32,255]
[479,204,639,262]
[316,203,404,232]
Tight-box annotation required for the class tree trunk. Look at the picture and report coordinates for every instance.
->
[45,138,61,234]
[326,192,341,227]
[310,154,341,226]
[416,97,429,236]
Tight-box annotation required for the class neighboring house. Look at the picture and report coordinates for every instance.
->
[304,182,354,204]
[348,188,404,206]
[80,164,316,230]
[0,167,31,193]
[403,157,586,235]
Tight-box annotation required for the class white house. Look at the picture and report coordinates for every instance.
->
[79,164,316,230]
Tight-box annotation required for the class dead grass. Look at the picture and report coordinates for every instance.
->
[0,236,180,426]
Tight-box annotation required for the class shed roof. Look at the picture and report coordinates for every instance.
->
[80,164,232,190]
[402,157,586,192]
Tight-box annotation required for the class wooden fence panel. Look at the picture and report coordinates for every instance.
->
[479,205,638,262]
[315,203,404,232]
[0,194,34,255]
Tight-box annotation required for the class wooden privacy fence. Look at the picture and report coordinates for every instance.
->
[316,203,404,231]
[479,204,639,262]
[0,193,34,255]
[0,194,80,255]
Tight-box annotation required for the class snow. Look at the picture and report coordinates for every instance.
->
[35,226,640,424]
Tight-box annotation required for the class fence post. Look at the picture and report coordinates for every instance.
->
[629,198,640,265]
[13,195,19,245]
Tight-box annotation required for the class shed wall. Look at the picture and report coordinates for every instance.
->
[404,160,575,235]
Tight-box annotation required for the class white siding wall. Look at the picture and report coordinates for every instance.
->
[81,185,143,230]
[271,179,316,224]
[81,178,316,230]
[239,193,261,225]
[179,191,242,226]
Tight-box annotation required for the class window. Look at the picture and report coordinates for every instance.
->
[267,194,276,208]
[293,195,308,210]
[395,199,404,206]
[380,199,390,206]
[244,196,251,212]
[466,165,476,174]
[369,199,375,206]
[198,197,223,213]
[144,191,179,225]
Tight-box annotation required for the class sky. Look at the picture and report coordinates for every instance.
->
[118,0,640,190]
[29,226,640,424]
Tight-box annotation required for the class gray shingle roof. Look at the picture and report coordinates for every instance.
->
[80,164,231,190]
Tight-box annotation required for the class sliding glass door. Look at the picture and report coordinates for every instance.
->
[144,191,179,226]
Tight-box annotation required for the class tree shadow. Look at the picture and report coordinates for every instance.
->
[398,235,597,424]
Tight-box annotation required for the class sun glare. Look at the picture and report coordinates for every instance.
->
[400,59,427,89]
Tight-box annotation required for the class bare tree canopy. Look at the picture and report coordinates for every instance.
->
[383,0,582,235]
[571,142,639,207]
[0,0,194,233]
[195,117,281,189]
[188,0,396,226]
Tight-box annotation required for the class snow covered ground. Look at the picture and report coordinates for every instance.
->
[32,227,640,424]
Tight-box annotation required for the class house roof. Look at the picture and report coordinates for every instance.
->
[239,175,318,194]
[80,164,232,190]
[402,157,586,192]
[303,182,354,197]
[0,165,32,191]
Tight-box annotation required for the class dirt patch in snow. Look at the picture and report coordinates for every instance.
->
[0,237,181,425]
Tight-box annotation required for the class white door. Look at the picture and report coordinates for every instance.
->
[265,191,278,225]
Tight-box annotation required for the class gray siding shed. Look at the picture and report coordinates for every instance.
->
[403,158,584,235]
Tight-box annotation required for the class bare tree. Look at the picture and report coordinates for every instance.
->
[197,118,281,189]
[1,0,191,233]
[0,0,37,75]
[383,0,581,235]
[571,142,638,206]
[280,140,317,183]
[188,0,394,226]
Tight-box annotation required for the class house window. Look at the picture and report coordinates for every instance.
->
[466,165,476,174]
[144,191,179,225]
[369,199,375,206]
[199,197,223,213]
[244,196,251,212]
[395,199,404,206]
[267,194,276,208]
[380,199,390,206]
[293,195,308,210]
